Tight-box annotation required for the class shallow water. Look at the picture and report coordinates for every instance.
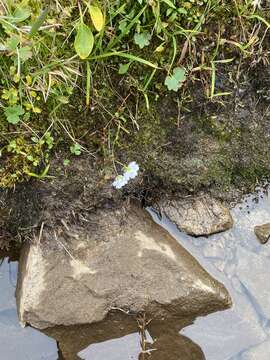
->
[155,187,270,360]
[1,188,270,359]
[0,258,57,359]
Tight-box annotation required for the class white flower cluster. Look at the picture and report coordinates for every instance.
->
[112,161,139,189]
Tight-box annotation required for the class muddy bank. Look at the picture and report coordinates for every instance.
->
[1,61,270,249]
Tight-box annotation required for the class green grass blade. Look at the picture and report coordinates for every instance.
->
[86,61,91,107]
[29,8,49,38]
[168,35,177,73]
[143,68,157,91]
[210,61,216,99]
[247,14,270,29]
[88,51,158,69]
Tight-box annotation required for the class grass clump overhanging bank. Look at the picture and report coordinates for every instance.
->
[0,0,270,201]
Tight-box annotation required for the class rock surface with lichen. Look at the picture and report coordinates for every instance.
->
[254,223,270,244]
[159,194,233,236]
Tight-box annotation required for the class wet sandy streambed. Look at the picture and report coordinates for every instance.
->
[1,187,270,359]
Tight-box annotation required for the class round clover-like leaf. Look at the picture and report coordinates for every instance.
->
[4,105,25,124]
[134,32,151,49]
[164,67,186,91]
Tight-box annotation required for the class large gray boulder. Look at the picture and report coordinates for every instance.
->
[16,203,231,330]
[160,194,233,236]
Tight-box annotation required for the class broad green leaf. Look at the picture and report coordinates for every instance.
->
[74,23,94,59]
[4,105,25,124]
[164,67,186,91]
[118,62,130,74]
[13,6,31,23]
[88,5,104,32]
[18,46,32,62]
[134,31,151,49]
[6,36,20,51]
[29,8,49,38]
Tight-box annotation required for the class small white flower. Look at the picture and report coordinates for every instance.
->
[124,161,139,179]
[112,161,140,189]
[252,0,262,8]
[112,175,128,189]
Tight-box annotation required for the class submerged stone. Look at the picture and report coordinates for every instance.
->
[16,204,231,330]
[254,223,270,244]
[160,194,233,236]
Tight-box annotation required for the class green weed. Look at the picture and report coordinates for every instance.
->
[0,0,269,187]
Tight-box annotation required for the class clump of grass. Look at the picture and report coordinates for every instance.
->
[0,0,269,187]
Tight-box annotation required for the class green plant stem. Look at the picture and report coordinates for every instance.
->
[86,61,91,107]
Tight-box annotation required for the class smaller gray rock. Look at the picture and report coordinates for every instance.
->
[254,223,270,244]
[160,194,233,237]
